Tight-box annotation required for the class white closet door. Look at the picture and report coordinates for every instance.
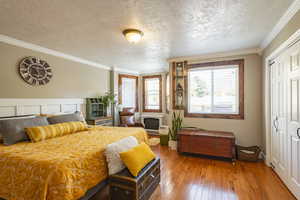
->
[286,41,300,199]
[270,56,288,182]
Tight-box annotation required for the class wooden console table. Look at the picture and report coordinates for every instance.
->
[178,129,236,162]
[86,116,113,126]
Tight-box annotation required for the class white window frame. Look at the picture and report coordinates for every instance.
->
[143,75,162,112]
[118,74,138,111]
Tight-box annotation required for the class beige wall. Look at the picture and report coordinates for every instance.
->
[0,42,110,98]
[170,54,262,147]
[261,10,300,152]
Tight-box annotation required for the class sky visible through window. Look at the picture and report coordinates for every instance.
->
[188,65,238,114]
[145,78,160,110]
[122,77,136,108]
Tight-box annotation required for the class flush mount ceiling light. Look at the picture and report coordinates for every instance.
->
[123,29,143,43]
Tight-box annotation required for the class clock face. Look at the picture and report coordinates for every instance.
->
[19,57,53,86]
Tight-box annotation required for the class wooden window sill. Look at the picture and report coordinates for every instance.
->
[184,113,244,120]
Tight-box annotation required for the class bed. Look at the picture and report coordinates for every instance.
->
[0,126,148,200]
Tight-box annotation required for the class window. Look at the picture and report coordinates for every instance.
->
[185,59,244,119]
[118,74,138,110]
[166,73,170,113]
[143,75,162,112]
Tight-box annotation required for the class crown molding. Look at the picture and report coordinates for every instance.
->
[113,67,140,75]
[139,68,168,75]
[139,70,168,76]
[265,28,300,61]
[261,0,300,49]
[0,34,111,70]
[113,67,168,75]
[167,47,262,62]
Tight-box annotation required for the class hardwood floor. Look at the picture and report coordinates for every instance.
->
[92,145,296,200]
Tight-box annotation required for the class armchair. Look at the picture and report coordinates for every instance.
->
[119,108,144,128]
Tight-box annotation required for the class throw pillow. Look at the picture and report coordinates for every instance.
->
[105,136,138,175]
[47,111,86,124]
[26,121,88,142]
[119,142,156,177]
[0,117,48,145]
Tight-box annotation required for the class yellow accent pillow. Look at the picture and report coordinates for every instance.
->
[26,121,88,142]
[119,142,156,177]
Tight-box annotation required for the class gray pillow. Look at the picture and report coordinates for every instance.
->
[0,115,36,144]
[47,111,85,124]
[0,117,49,145]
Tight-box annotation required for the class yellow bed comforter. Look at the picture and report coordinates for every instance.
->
[0,126,148,200]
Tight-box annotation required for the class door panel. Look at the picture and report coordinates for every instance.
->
[286,41,300,199]
[290,136,299,185]
[271,63,279,166]
[290,48,300,72]
[290,80,299,121]
[271,57,288,179]
[270,39,300,199]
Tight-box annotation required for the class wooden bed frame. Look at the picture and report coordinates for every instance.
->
[0,179,108,200]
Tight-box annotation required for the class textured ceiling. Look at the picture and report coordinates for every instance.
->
[0,0,294,73]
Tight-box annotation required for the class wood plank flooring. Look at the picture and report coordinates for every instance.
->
[92,145,296,200]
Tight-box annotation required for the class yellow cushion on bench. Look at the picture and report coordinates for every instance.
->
[119,142,156,177]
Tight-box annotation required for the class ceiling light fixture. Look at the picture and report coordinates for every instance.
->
[123,29,143,43]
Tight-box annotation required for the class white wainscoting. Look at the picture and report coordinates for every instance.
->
[0,98,85,117]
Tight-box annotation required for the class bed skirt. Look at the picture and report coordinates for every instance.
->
[0,179,108,200]
[79,179,108,200]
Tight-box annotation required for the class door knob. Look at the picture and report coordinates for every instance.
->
[297,128,300,139]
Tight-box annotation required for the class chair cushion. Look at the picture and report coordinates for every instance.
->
[123,108,135,114]
[26,121,88,142]
[120,115,135,126]
[119,143,156,177]
[105,136,138,175]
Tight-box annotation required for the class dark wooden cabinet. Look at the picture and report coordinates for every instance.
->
[178,129,236,161]
[109,158,160,200]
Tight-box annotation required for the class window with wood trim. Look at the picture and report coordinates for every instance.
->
[166,73,170,113]
[118,74,138,111]
[143,75,162,112]
[185,59,244,119]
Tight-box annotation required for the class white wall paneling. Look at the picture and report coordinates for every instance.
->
[0,98,85,117]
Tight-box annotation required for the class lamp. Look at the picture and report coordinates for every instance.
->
[123,29,143,43]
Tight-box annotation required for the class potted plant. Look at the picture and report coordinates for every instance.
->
[168,111,183,150]
[98,92,117,117]
[100,92,116,107]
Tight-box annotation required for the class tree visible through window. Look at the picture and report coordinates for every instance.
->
[185,59,244,119]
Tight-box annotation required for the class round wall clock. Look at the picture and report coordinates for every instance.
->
[19,57,53,86]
